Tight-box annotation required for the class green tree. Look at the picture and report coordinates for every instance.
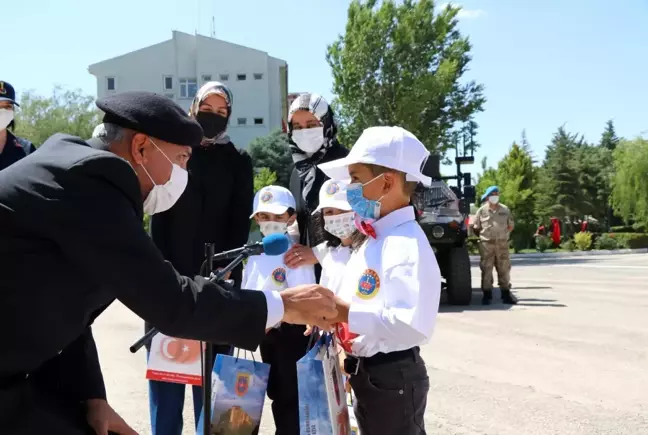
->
[573,144,613,224]
[253,167,278,193]
[610,137,648,227]
[14,86,101,146]
[475,157,498,202]
[247,130,293,188]
[599,119,620,151]
[326,0,485,156]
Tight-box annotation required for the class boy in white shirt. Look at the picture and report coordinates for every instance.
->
[318,126,441,435]
[243,185,316,435]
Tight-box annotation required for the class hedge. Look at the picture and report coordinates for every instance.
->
[608,233,648,249]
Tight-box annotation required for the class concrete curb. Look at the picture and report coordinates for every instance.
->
[469,248,648,261]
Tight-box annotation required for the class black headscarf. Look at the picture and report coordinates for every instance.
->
[287,93,341,203]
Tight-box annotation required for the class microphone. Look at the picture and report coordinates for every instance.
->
[212,233,290,262]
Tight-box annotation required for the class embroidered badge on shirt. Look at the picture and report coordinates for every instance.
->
[326,182,339,196]
[260,190,273,203]
[357,269,380,299]
[272,267,287,285]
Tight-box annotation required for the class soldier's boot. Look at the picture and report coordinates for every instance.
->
[501,289,518,305]
[482,290,492,305]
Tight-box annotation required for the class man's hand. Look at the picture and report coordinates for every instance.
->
[86,399,138,435]
[281,284,338,330]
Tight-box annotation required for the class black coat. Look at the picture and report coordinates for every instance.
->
[0,134,267,434]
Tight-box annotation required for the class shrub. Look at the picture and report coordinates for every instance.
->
[535,235,552,252]
[574,231,593,251]
[610,233,648,249]
[595,233,618,250]
[466,236,480,255]
[610,224,646,233]
[560,239,576,252]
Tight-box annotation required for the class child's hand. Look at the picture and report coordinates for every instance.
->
[284,244,318,269]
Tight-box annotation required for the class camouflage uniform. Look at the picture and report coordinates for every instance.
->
[473,203,516,304]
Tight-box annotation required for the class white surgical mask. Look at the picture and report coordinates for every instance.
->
[0,108,14,130]
[488,195,500,205]
[324,211,356,240]
[292,127,324,154]
[259,221,288,237]
[141,139,188,215]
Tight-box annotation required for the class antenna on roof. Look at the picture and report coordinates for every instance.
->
[211,16,215,38]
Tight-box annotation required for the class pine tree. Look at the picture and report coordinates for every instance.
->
[599,120,620,151]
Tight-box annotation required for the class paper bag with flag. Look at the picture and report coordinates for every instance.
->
[146,333,204,385]
[297,333,350,435]
[196,351,270,435]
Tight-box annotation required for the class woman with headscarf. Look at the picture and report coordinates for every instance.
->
[147,81,254,435]
[284,93,349,280]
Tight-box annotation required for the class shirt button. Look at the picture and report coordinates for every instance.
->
[399,389,404,395]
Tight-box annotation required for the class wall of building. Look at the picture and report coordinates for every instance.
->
[88,31,287,149]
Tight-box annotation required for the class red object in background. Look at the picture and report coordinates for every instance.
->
[581,221,588,232]
[550,217,561,246]
[335,323,359,353]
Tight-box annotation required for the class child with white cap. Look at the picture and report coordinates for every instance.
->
[317,126,441,435]
[243,185,316,434]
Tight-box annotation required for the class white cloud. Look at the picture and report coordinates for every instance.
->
[437,2,486,19]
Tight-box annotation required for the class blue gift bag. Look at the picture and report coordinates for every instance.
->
[297,333,350,435]
[197,351,270,435]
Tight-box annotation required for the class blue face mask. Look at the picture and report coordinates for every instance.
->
[346,174,385,220]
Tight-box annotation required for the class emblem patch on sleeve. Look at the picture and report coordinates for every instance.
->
[272,267,287,285]
[357,269,380,299]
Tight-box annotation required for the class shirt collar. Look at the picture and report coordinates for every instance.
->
[372,206,416,238]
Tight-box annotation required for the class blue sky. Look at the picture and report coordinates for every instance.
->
[3,0,647,174]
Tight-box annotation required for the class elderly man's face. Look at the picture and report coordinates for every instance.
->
[128,133,191,197]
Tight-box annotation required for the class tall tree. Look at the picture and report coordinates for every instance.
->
[14,86,101,146]
[247,130,293,188]
[599,119,620,151]
[574,144,613,223]
[326,0,485,157]
[610,137,648,227]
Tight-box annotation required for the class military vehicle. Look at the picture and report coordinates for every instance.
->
[413,143,476,305]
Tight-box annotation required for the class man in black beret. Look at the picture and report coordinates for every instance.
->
[0,91,338,434]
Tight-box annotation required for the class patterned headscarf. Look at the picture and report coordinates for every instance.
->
[189,81,233,145]
[287,93,340,202]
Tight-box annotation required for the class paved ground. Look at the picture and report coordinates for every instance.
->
[93,253,648,434]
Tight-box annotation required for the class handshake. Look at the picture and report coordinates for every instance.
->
[279,284,346,331]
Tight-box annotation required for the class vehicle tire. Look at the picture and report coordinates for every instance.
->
[445,246,472,305]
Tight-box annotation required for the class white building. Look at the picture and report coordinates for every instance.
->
[88,31,289,149]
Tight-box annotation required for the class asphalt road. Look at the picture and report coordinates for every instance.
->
[93,253,648,434]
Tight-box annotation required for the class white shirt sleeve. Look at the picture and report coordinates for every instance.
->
[312,242,329,264]
[261,290,284,329]
[348,239,441,346]
[287,264,317,287]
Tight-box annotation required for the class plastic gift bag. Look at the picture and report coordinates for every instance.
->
[297,333,350,435]
[146,333,204,385]
[196,350,270,435]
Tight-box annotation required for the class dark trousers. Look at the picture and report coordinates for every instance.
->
[349,348,429,435]
[148,344,232,435]
[259,323,311,435]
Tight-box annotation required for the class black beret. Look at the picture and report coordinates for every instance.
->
[96,91,204,147]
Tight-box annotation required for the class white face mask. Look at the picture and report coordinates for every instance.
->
[324,211,356,240]
[0,108,14,130]
[141,139,188,215]
[259,221,288,237]
[488,195,500,205]
[292,127,324,154]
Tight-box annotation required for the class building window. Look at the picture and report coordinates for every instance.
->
[253,73,263,80]
[219,74,229,81]
[106,77,115,91]
[237,118,247,125]
[164,76,173,90]
[202,74,212,82]
[237,74,247,81]
[254,118,264,125]
[179,78,198,99]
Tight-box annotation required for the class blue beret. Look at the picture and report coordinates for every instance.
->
[96,91,204,147]
[481,185,499,203]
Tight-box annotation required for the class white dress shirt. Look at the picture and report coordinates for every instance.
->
[338,206,441,357]
[244,243,317,328]
[315,243,353,295]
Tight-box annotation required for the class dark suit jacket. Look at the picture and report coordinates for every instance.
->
[0,134,268,434]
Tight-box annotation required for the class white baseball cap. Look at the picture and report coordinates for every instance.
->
[318,126,432,187]
[250,185,296,218]
[311,179,352,215]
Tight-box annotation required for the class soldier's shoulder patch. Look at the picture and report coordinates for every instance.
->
[357,269,380,300]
